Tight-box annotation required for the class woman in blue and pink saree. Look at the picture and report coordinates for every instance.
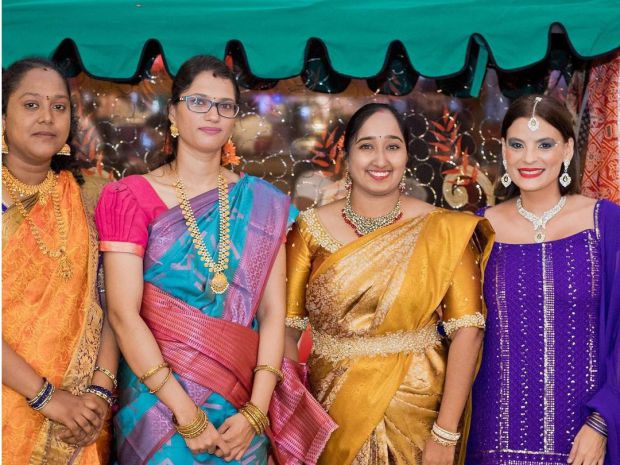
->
[95,55,335,465]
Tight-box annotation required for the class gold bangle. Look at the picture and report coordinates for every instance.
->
[139,362,169,383]
[243,401,270,431]
[239,407,262,435]
[95,365,118,389]
[253,365,284,383]
[173,406,210,438]
[148,368,172,394]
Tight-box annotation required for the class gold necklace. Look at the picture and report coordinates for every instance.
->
[2,168,73,280]
[2,165,55,205]
[342,191,402,236]
[174,172,231,294]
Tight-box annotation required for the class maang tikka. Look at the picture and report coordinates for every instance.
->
[528,97,543,132]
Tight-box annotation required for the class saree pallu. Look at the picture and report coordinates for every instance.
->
[286,208,493,465]
[2,171,105,465]
[104,176,335,465]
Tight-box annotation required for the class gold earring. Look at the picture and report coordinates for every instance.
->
[2,132,8,154]
[57,143,71,156]
[170,123,179,138]
[399,173,407,193]
[221,136,240,166]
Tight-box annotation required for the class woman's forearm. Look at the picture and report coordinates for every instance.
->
[2,340,45,399]
[108,309,197,423]
[436,326,484,431]
[90,315,120,391]
[251,311,285,413]
[283,327,301,362]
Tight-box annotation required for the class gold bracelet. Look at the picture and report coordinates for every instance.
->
[431,430,458,447]
[139,362,169,383]
[239,407,262,435]
[95,365,118,389]
[148,368,172,394]
[242,401,270,432]
[173,406,210,438]
[253,365,284,383]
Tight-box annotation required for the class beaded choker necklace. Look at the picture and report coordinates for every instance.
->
[342,193,402,237]
[516,195,566,243]
[174,172,231,294]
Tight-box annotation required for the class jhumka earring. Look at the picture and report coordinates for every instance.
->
[221,136,241,166]
[399,173,407,193]
[2,131,8,154]
[500,159,512,188]
[57,144,71,156]
[344,169,352,193]
[559,159,572,187]
[170,123,179,138]
[528,96,543,132]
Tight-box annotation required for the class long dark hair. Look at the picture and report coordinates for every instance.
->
[165,55,240,163]
[496,94,579,200]
[343,103,409,156]
[2,57,83,184]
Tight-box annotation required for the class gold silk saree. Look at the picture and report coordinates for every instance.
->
[286,208,493,465]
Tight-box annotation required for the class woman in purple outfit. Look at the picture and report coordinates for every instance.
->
[466,95,620,465]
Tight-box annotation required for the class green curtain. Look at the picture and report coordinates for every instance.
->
[3,0,619,80]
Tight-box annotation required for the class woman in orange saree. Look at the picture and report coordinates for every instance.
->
[285,103,493,465]
[2,58,117,465]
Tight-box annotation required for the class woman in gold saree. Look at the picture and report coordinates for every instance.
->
[285,103,493,465]
[2,58,118,464]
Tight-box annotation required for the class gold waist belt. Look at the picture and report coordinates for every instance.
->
[312,324,442,363]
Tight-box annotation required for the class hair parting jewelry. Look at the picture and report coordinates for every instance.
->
[2,166,73,279]
[528,96,543,131]
[175,172,231,294]
[94,365,118,389]
[173,406,210,439]
[139,361,169,383]
[27,378,56,411]
[253,365,284,383]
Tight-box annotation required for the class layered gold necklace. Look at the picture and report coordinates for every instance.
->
[2,165,73,280]
[342,192,402,237]
[174,171,231,294]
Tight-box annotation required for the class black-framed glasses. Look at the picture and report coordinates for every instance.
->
[178,95,240,118]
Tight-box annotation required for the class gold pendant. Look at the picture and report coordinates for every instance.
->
[58,254,73,280]
[210,272,229,294]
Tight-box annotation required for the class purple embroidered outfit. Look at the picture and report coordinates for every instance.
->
[467,200,620,465]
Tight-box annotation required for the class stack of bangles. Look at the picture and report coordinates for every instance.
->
[85,385,116,407]
[586,412,608,437]
[139,361,172,394]
[27,378,55,411]
[253,364,284,383]
[172,406,210,438]
[431,422,461,447]
[239,401,270,435]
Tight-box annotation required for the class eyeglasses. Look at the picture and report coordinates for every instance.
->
[178,95,240,118]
